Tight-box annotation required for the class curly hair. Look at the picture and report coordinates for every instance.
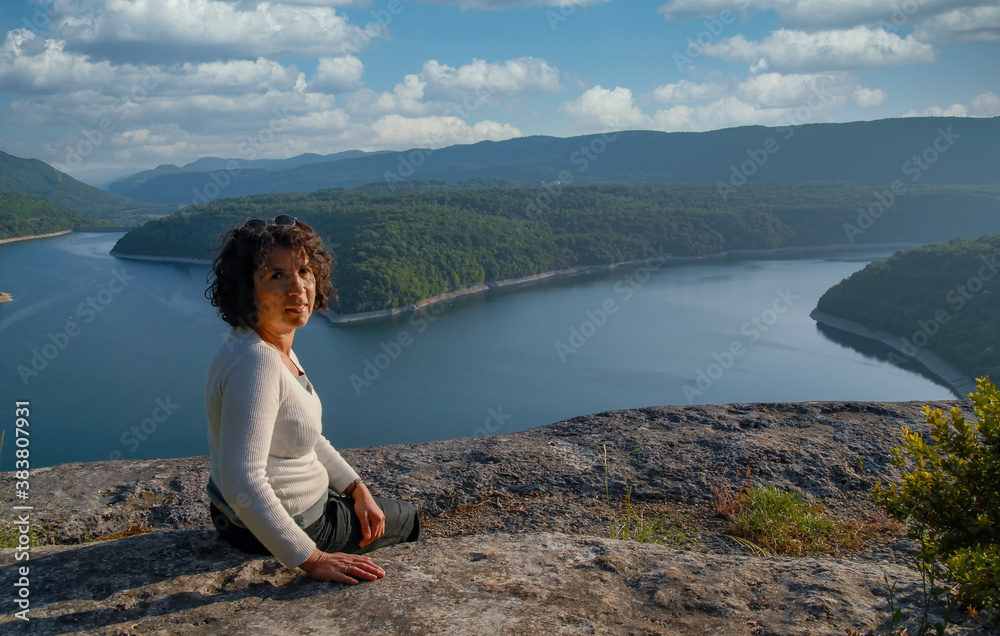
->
[205,219,337,328]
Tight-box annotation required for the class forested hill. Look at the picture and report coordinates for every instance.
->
[112,183,1000,314]
[106,117,999,206]
[816,235,1000,381]
[0,150,170,227]
[0,193,93,240]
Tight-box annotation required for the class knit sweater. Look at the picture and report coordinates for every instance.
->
[206,326,360,568]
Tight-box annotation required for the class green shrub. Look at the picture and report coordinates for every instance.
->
[873,378,1000,618]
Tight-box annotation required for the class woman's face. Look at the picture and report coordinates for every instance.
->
[253,245,316,334]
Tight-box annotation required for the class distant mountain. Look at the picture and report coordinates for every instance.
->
[105,117,1000,206]
[107,149,388,200]
[0,150,171,226]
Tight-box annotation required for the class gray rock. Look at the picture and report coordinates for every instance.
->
[0,401,990,634]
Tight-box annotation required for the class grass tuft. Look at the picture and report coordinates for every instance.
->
[714,483,874,557]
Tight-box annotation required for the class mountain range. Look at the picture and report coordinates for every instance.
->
[104,117,1000,206]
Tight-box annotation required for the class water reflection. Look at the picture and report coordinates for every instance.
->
[815,321,961,398]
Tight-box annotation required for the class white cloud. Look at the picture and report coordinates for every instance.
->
[362,114,521,148]
[0,30,116,94]
[310,56,365,94]
[559,86,650,130]
[346,57,562,118]
[415,0,609,9]
[177,58,303,94]
[48,0,380,64]
[970,92,1000,117]
[650,96,789,132]
[701,26,936,72]
[658,0,991,30]
[736,72,852,108]
[915,6,1000,45]
[420,58,563,101]
[648,80,730,105]
[904,92,1000,118]
[566,72,889,133]
[852,86,887,108]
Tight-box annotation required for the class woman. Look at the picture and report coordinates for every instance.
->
[204,214,419,583]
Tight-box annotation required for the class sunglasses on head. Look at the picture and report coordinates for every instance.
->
[243,215,297,231]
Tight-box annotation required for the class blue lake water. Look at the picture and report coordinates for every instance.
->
[0,232,956,468]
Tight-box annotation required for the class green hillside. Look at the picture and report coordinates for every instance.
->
[816,235,1000,381]
[0,193,93,240]
[112,182,1000,314]
[0,150,171,227]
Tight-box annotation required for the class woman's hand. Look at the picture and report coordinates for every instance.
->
[351,482,386,548]
[299,548,386,584]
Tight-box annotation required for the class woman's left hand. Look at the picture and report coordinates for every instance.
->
[351,482,385,547]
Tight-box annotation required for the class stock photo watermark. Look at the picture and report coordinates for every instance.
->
[716,80,833,202]
[876,0,931,31]
[681,287,799,402]
[16,268,136,386]
[11,401,32,621]
[519,132,619,227]
[843,126,960,243]
[885,253,999,371]
[472,406,513,438]
[191,107,292,204]
[52,67,166,173]
[107,397,181,461]
[555,246,668,363]
[383,85,496,187]
[348,300,448,394]
[673,0,750,72]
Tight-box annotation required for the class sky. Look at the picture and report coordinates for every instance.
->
[0,0,997,185]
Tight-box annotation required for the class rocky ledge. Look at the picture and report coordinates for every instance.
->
[0,400,992,635]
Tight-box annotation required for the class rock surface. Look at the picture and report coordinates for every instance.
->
[0,400,991,634]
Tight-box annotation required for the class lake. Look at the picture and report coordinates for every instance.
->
[0,232,957,468]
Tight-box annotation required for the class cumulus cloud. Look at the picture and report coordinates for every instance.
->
[648,80,731,105]
[46,0,380,64]
[415,0,609,9]
[420,58,563,101]
[563,71,889,133]
[658,0,991,30]
[700,26,936,72]
[852,86,887,108]
[559,86,650,130]
[650,96,790,132]
[309,56,365,93]
[367,114,519,146]
[904,92,1000,118]
[970,92,1000,117]
[346,57,562,118]
[915,5,1000,45]
[0,30,117,94]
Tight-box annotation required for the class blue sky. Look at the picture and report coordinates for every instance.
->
[0,0,997,184]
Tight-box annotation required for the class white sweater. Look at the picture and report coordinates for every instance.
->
[206,326,360,568]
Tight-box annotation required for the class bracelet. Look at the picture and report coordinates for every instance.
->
[343,478,363,498]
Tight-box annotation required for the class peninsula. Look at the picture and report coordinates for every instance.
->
[0,291,11,304]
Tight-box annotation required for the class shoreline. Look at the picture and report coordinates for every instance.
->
[112,252,212,265]
[810,308,977,398]
[318,243,919,325]
[0,292,12,304]
[0,228,74,244]
[106,241,918,325]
